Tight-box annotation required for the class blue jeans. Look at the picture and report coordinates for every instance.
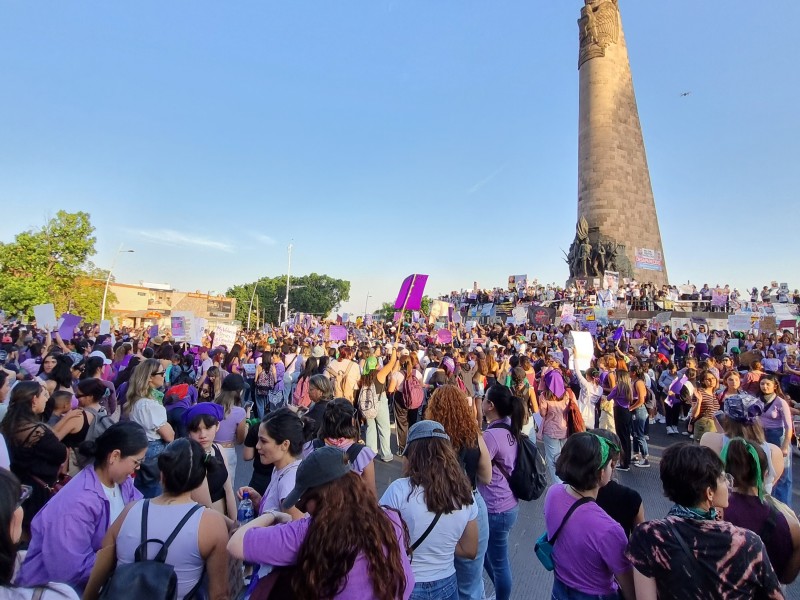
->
[255,394,269,420]
[631,405,649,457]
[543,435,567,484]
[765,427,792,507]
[366,393,392,461]
[455,492,489,600]
[484,505,519,600]
[552,578,621,600]
[135,440,166,499]
[410,573,458,600]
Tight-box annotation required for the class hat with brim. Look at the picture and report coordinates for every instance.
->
[282,446,352,511]
[402,420,451,456]
[311,345,325,358]
[89,350,112,366]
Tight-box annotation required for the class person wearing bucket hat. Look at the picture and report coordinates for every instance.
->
[543,432,633,600]
[183,402,237,523]
[228,445,414,599]
[381,421,478,600]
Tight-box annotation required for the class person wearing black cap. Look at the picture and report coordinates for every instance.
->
[228,446,413,599]
[213,374,249,485]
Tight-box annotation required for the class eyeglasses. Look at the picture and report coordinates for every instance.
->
[152,371,165,377]
[17,485,32,509]
[130,456,145,468]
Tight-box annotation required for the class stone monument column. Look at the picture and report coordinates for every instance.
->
[567,0,668,287]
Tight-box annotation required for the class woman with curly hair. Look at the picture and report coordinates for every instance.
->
[381,421,478,600]
[229,446,413,600]
[426,385,491,600]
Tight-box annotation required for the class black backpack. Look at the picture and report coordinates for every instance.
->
[99,500,203,600]
[487,422,547,501]
[171,365,196,386]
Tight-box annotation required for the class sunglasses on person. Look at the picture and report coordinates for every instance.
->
[152,371,165,377]
[17,485,32,509]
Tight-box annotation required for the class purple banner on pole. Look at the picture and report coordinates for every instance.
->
[329,325,347,341]
[393,274,429,311]
[58,313,83,340]
[148,325,159,338]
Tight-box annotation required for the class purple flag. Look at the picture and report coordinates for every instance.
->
[612,325,625,342]
[393,274,429,311]
[58,313,83,340]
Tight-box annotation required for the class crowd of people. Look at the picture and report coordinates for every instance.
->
[0,291,798,599]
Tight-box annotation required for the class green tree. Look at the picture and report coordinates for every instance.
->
[374,295,430,321]
[227,273,350,327]
[0,211,115,320]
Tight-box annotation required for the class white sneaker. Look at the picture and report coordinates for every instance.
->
[657,414,666,424]
[648,418,656,425]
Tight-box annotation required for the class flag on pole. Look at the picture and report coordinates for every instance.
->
[393,274,429,311]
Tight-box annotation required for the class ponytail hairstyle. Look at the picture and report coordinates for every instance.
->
[485,384,526,436]
[78,421,148,468]
[263,407,314,457]
[722,437,767,500]
[510,367,528,396]
[80,356,105,380]
[76,378,109,404]
[158,438,211,495]
[318,398,360,441]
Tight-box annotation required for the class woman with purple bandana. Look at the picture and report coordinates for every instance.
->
[538,369,571,484]
[17,421,146,593]
[480,385,527,600]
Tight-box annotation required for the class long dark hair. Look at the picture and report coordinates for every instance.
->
[263,408,313,457]
[80,356,105,380]
[76,378,108,403]
[292,473,408,600]
[318,399,359,441]
[1,382,43,441]
[486,384,526,436]
[0,469,21,585]
[49,355,74,389]
[404,436,474,514]
[78,421,148,468]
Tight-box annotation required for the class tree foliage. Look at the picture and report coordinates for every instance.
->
[227,273,350,327]
[0,211,115,321]
[374,295,431,321]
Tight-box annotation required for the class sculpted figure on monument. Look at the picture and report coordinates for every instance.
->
[592,242,606,276]
[578,0,620,68]
[579,239,593,277]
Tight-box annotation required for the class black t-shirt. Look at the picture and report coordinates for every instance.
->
[595,480,641,537]
[304,400,330,439]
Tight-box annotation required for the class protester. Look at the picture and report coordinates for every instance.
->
[213,373,248,484]
[17,422,147,593]
[358,348,397,463]
[538,369,570,484]
[84,438,229,600]
[757,374,793,506]
[626,443,783,599]
[543,432,634,599]
[302,373,335,438]
[592,429,644,537]
[228,446,414,600]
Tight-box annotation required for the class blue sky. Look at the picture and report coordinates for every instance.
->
[1,1,798,317]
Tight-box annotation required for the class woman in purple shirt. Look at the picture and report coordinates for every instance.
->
[479,385,527,600]
[18,421,146,593]
[757,375,794,506]
[228,446,413,600]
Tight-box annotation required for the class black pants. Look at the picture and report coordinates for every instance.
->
[665,402,682,428]
[614,405,633,468]
[393,391,418,454]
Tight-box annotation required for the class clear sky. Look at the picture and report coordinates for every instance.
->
[1,1,797,317]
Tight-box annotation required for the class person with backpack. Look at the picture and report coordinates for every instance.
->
[84,438,230,600]
[542,432,634,599]
[17,422,147,594]
[381,420,478,600]
[0,469,79,600]
[357,348,397,463]
[391,353,424,455]
[426,385,492,600]
[326,345,359,402]
[168,354,197,387]
[479,385,528,600]
[304,398,377,495]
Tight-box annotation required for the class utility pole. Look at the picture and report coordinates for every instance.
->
[101,244,134,322]
[283,242,293,324]
[364,291,371,317]
[247,281,259,330]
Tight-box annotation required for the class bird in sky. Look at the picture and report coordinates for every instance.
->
[679,91,692,97]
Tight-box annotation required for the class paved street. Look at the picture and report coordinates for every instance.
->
[236,424,800,599]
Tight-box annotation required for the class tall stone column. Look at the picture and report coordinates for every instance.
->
[566,0,668,288]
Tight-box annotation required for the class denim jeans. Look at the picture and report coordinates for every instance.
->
[455,492,489,600]
[484,504,519,600]
[765,427,792,507]
[552,578,621,600]
[410,573,458,600]
[255,394,269,420]
[366,393,392,461]
[543,435,567,484]
[631,405,649,457]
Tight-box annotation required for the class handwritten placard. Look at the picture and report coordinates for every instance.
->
[329,325,348,341]
[33,304,57,330]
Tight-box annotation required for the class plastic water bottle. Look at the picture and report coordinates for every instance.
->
[237,492,255,524]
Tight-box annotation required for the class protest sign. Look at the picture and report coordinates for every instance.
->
[436,329,453,344]
[213,323,237,349]
[759,316,777,334]
[99,320,111,336]
[593,307,609,326]
[452,312,462,324]
[33,304,57,330]
[329,325,348,341]
[512,306,528,325]
[727,340,740,354]
[58,313,83,340]
[738,351,760,368]
[711,289,727,308]
[192,318,207,346]
[148,325,159,338]
[171,317,186,339]
[603,271,619,292]
[728,314,751,332]
[569,332,594,372]
[393,274,429,311]
[528,306,556,326]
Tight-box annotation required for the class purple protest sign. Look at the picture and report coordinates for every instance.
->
[329,325,347,341]
[148,325,159,337]
[393,274,429,311]
[171,317,186,338]
[586,321,598,336]
[436,329,453,344]
[58,313,83,340]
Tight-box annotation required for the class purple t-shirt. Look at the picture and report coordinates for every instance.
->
[216,405,246,444]
[273,362,286,391]
[544,484,631,595]
[243,510,414,599]
[301,441,375,476]
[478,417,518,514]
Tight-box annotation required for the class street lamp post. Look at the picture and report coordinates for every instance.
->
[100,244,134,322]
[364,291,371,318]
